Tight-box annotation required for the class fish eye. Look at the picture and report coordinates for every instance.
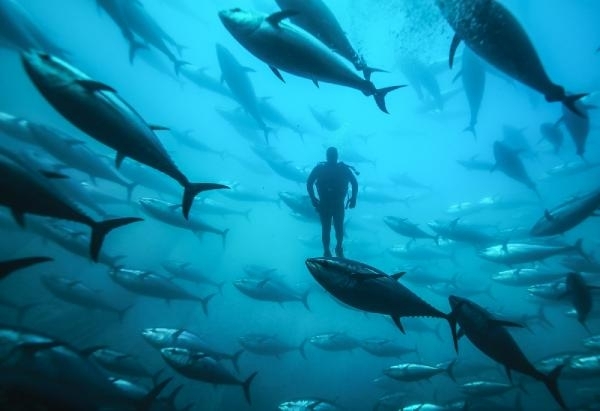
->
[39,53,51,61]
[231,8,241,12]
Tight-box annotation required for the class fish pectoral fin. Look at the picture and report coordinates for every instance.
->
[241,66,255,73]
[66,280,81,288]
[391,316,405,333]
[76,79,116,93]
[269,66,285,83]
[149,124,170,131]
[11,208,25,228]
[257,279,270,288]
[449,33,462,69]
[266,10,299,27]
[544,209,555,221]
[390,272,405,281]
[489,319,526,328]
[115,152,126,169]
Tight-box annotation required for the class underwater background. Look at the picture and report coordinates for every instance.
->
[1,0,600,410]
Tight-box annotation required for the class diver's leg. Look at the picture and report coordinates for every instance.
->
[320,207,332,257]
[334,205,345,257]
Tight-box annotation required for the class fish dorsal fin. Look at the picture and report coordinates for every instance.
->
[390,272,405,280]
[489,319,525,328]
[76,79,116,93]
[258,278,270,287]
[450,217,460,228]
[544,209,555,221]
[173,329,185,339]
[266,10,298,27]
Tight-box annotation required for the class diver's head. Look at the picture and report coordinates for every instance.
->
[326,146,338,164]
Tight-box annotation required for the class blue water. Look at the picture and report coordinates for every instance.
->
[1,0,600,410]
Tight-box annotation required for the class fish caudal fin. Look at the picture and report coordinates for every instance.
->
[0,256,53,280]
[182,182,230,219]
[90,218,143,262]
[562,93,588,118]
[373,85,405,114]
[199,293,216,316]
[543,365,567,410]
[241,371,258,405]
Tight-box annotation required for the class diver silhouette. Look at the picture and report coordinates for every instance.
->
[307,147,358,258]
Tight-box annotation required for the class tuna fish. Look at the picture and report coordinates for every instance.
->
[383,360,456,382]
[437,0,586,115]
[531,189,600,236]
[161,260,225,292]
[307,332,360,352]
[233,278,311,311]
[448,295,567,410]
[41,275,133,321]
[108,267,216,315]
[564,272,600,331]
[539,122,564,154]
[218,8,403,113]
[141,328,243,373]
[238,333,307,359]
[305,257,453,337]
[383,216,439,244]
[138,198,229,248]
[216,44,271,141]
[454,47,485,136]
[21,50,227,219]
[478,239,586,266]
[492,141,538,196]
[160,347,258,405]
[0,156,141,261]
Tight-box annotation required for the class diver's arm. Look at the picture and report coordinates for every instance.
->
[306,166,319,202]
[349,171,358,202]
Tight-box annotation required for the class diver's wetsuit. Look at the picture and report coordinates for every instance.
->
[306,161,358,257]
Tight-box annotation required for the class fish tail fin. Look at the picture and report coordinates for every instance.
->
[91,217,142,262]
[562,93,588,118]
[241,371,258,405]
[543,365,567,410]
[0,256,53,280]
[182,182,229,219]
[117,303,135,323]
[463,124,477,139]
[199,293,216,316]
[231,349,244,374]
[136,377,172,411]
[301,289,311,311]
[363,66,387,81]
[174,60,190,76]
[221,229,230,250]
[298,338,308,359]
[373,85,405,114]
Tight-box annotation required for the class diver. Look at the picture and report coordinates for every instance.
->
[307,147,359,258]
